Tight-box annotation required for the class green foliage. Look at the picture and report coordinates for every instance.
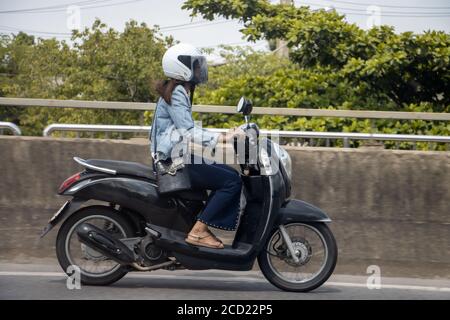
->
[0,19,172,136]
[192,48,448,150]
[182,0,450,110]
[0,10,448,151]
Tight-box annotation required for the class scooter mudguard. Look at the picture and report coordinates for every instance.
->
[40,176,179,238]
[40,198,86,238]
[276,199,332,224]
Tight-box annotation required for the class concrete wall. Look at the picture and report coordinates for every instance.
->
[0,136,449,278]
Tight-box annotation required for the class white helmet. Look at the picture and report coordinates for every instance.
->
[162,43,208,84]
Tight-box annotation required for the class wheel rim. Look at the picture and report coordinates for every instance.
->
[64,215,126,278]
[266,223,328,284]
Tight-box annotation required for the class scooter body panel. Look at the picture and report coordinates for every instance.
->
[276,199,332,224]
[142,172,285,270]
[43,140,332,272]
[45,175,198,235]
[234,172,285,252]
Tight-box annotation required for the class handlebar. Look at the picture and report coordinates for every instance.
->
[233,123,260,172]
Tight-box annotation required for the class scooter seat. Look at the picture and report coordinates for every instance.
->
[81,158,207,200]
[85,159,156,180]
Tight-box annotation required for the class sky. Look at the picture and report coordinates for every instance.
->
[0,0,449,52]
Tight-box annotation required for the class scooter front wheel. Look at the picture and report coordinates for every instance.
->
[258,222,337,292]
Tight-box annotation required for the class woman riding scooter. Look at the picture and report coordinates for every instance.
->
[150,43,246,249]
[48,43,337,290]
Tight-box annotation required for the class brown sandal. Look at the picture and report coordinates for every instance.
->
[185,230,224,249]
[206,229,224,245]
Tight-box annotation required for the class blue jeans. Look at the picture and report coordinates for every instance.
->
[187,157,242,231]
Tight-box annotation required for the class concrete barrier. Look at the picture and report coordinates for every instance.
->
[0,136,449,278]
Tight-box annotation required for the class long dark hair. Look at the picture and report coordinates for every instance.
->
[154,79,195,105]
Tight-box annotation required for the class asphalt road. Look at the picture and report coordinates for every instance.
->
[0,263,449,300]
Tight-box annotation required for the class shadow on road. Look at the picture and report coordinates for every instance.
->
[48,277,341,294]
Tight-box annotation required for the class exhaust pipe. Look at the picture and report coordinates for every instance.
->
[76,223,136,265]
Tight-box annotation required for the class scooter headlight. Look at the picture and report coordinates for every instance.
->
[272,143,292,181]
[259,146,275,175]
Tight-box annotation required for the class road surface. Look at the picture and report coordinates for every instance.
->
[0,263,449,300]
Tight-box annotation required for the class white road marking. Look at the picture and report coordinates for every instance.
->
[325,281,450,292]
[0,271,65,277]
[0,271,449,292]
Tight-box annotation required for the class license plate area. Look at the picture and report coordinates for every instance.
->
[49,201,70,223]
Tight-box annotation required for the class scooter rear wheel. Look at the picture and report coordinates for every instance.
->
[56,205,135,286]
[258,222,337,292]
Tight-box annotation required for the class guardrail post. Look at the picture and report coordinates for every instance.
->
[0,122,22,135]
[343,137,350,148]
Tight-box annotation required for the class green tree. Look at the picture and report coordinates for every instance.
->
[182,0,450,110]
[194,47,449,150]
[0,19,173,136]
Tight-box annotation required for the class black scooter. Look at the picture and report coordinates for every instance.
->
[41,97,337,292]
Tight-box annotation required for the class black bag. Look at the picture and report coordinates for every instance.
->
[150,100,191,194]
[154,157,191,194]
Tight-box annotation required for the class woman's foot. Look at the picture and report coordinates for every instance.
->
[185,222,224,249]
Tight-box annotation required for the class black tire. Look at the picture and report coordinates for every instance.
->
[56,205,135,286]
[258,222,337,292]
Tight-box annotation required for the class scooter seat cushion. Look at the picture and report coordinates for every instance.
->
[85,159,156,180]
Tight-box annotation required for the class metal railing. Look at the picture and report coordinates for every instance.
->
[3,97,449,149]
[42,124,450,148]
[2,97,450,121]
[43,124,151,138]
[0,122,21,135]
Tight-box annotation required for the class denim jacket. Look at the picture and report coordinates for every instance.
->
[150,85,220,161]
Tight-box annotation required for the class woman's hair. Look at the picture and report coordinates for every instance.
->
[154,79,194,105]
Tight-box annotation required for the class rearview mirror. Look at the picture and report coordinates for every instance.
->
[236,97,253,115]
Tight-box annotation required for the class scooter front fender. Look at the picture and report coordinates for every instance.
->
[276,199,332,224]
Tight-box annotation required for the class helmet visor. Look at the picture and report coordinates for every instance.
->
[191,56,208,84]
